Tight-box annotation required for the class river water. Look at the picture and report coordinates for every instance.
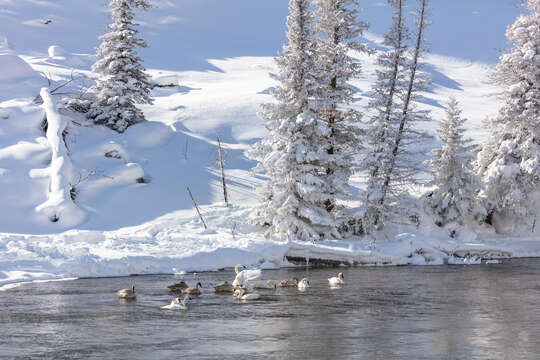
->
[1,259,540,359]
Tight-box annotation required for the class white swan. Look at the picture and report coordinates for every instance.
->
[252,280,277,290]
[161,295,191,310]
[232,264,262,288]
[328,272,344,286]
[298,278,310,290]
[234,288,260,301]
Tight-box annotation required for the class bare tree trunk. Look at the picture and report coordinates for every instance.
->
[187,186,207,229]
[216,135,229,206]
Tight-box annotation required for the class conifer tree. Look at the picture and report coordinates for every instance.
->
[88,0,153,133]
[311,0,369,217]
[363,0,432,232]
[425,98,481,236]
[362,0,409,233]
[248,0,339,240]
[476,0,540,231]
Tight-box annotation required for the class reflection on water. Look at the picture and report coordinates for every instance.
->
[1,259,540,359]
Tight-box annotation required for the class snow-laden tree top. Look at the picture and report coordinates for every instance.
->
[88,0,153,133]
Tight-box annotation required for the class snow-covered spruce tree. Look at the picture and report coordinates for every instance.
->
[248,0,339,241]
[310,0,369,229]
[476,0,540,232]
[365,0,432,232]
[425,98,482,237]
[87,0,153,133]
[361,0,409,234]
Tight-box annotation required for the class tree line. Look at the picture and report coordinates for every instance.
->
[72,0,540,241]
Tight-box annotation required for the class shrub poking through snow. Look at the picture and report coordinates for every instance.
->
[476,0,540,232]
[87,0,153,133]
[424,98,483,237]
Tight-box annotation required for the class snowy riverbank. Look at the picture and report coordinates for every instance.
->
[2,203,540,289]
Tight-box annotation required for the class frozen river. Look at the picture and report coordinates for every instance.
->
[2,259,540,359]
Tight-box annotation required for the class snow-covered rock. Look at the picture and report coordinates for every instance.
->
[48,45,67,58]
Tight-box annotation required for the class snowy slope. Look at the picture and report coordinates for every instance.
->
[0,1,536,286]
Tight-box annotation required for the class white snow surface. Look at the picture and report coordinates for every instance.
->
[0,1,538,287]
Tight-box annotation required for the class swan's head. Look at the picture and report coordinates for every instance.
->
[196,282,202,288]
[338,272,344,280]
[234,264,246,274]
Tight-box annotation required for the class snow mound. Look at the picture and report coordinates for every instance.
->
[0,54,46,101]
[0,54,38,81]
[153,74,179,87]
[48,45,66,58]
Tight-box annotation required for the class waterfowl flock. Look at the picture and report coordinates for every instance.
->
[114,265,345,310]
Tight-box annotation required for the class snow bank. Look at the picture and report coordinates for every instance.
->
[1,203,538,289]
[0,54,36,81]
[28,88,86,226]
[0,54,46,101]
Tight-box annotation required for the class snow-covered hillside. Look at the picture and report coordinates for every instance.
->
[0,0,535,287]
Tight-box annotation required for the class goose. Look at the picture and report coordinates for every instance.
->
[161,295,191,310]
[279,278,299,288]
[328,272,344,286]
[233,288,260,301]
[232,264,262,288]
[213,281,234,293]
[116,285,136,300]
[181,282,202,295]
[167,281,188,292]
[252,280,277,290]
[298,278,310,290]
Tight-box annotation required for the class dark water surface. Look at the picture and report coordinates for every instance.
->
[2,259,540,359]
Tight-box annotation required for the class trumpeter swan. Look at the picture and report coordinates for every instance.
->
[328,272,344,286]
[167,281,188,292]
[232,264,262,288]
[116,285,136,300]
[161,295,191,310]
[279,278,299,287]
[233,288,260,301]
[252,280,277,290]
[298,278,310,290]
[181,282,202,295]
[213,281,234,293]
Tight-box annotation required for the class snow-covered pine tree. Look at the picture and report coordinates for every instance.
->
[425,98,482,237]
[311,0,369,221]
[248,0,340,241]
[364,0,432,232]
[476,0,540,232]
[87,0,153,133]
[361,0,409,234]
